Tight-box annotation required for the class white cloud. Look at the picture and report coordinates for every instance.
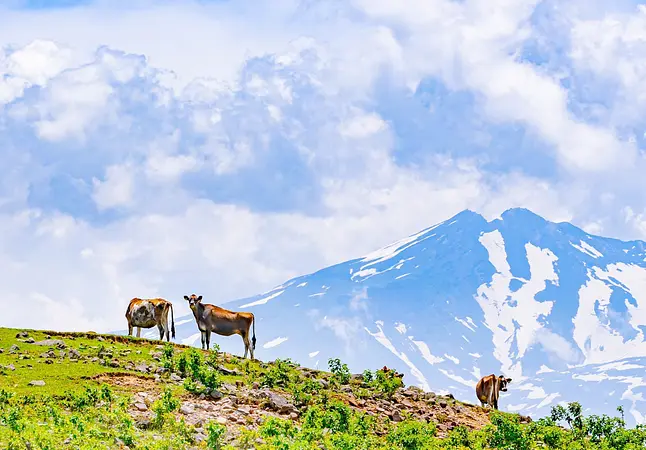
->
[0,0,645,335]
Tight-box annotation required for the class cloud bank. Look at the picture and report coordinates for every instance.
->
[1,0,646,331]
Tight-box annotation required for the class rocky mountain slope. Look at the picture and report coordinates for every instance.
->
[154,208,646,426]
[0,327,521,449]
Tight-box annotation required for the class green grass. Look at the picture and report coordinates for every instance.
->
[1,326,646,449]
[0,328,164,396]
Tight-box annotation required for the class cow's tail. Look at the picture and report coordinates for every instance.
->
[251,314,256,350]
[169,303,176,339]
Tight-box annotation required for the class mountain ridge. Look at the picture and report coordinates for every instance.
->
[125,207,646,425]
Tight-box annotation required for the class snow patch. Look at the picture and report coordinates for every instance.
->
[536,365,554,374]
[182,332,201,346]
[571,240,603,259]
[263,337,288,349]
[475,230,560,379]
[365,322,430,391]
[240,290,285,308]
[455,317,476,332]
[409,337,445,364]
[394,322,408,334]
[573,263,646,364]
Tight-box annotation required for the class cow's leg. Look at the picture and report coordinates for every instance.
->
[493,398,499,410]
[158,324,164,341]
[480,400,486,408]
[242,332,250,359]
[127,323,133,336]
[205,330,211,350]
[200,331,206,350]
[136,327,141,338]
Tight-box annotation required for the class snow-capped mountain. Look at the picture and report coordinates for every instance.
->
[128,208,646,424]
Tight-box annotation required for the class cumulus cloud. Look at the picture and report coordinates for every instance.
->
[0,0,645,332]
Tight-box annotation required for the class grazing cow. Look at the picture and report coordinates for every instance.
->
[475,374,512,410]
[183,294,256,359]
[125,298,176,342]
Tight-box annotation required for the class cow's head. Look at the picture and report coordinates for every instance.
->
[183,294,203,310]
[498,375,512,392]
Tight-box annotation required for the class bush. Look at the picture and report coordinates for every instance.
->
[387,419,436,450]
[328,358,351,385]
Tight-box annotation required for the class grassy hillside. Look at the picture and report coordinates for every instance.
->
[0,327,644,449]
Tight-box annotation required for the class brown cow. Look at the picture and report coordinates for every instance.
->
[476,374,512,410]
[184,294,256,359]
[125,297,175,342]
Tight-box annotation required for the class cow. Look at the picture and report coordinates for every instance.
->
[183,294,256,359]
[475,374,512,410]
[125,297,176,342]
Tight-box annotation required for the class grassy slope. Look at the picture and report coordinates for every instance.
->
[1,326,643,449]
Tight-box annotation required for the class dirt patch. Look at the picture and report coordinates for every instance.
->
[91,372,161,392]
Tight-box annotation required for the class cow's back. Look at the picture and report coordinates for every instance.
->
[130,299,159,328]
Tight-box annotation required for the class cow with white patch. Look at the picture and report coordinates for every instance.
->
[184,294,256,359]
[475,374,512,410]
[125,297,176,342]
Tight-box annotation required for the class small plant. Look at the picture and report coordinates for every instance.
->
[0,389,14,405]
[206,421,226,449]
[386,419,436,450]
[161,342,175,371]
[328,358,351,385]
[261,359,292,388]
[372,367,404,398]
[362,369,374,383]
[151,387,179,428]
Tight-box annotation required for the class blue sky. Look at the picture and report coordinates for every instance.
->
[1,0,646,331]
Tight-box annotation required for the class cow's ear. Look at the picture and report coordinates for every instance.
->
[507,378,512,383]
[183,295,189,301]
[197,295,203,302]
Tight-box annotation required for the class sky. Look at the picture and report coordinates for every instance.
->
[2,0,646,332]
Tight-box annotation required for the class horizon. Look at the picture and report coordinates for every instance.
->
[2,0,646,334]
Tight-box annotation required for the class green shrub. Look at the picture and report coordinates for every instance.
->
[387,419,436,450]
[328,358,351,385]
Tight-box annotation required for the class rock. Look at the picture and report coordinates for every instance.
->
[28,380,45,387]
[9,344,19,353]
[210,390,223,400]
[135,364,149,373]
[180,404,194,415]
[260,390,297,414]
[392,409,403,422]
[16,331,29,338]
[134,403,148,412]
[34,339,66,348]
[170,373,182,382]
[109,360,120,368]
[2,364,15,371]
[40,350,56,359]
[217,366,241,376]
[316,379,329,389]
[216,417,227,425]
[68,349,81,359]
[439,401,448,408]
[45,360,53,365]
[135,418,151,429]
[23,337,35,344]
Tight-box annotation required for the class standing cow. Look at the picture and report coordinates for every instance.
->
[476,374,512,410]
[125,297,176,342]
[184,294,256,359]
